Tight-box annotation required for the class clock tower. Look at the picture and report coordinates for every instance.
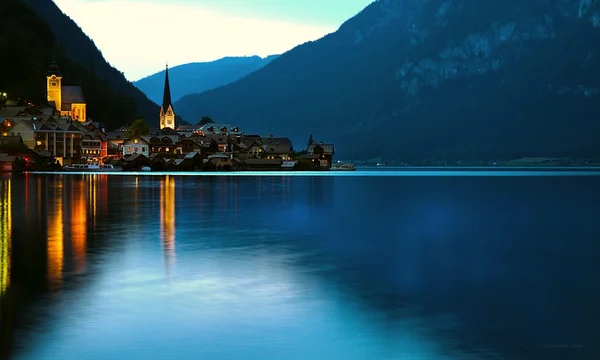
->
[47,60,63,112]
[159,63,176,130]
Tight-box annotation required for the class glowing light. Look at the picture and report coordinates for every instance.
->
[0,179,12,295]
[72,178,87,273]
[47,181,64,288]
[160,176,176,271]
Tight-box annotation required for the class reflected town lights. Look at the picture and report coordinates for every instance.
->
[47,181,64,288]
[0,179,12,295]
[160,176,176,270]
[72,178,87,272]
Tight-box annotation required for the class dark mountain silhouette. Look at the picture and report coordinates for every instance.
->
[23,0,160,124]
[0,0,146,130]
[174,0,600,161]
[134,55,279,105]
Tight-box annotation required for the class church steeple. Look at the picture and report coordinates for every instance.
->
[159,62,175,130]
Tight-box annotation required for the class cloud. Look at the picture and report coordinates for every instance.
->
[54,0,336,81]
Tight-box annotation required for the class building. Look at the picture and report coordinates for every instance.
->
[122,136,150,157]
[307,143,335,168]
[200,124,242,136]
[4,118,83,164]
[159,64,176,130]
[46,60,87,122]
[81,132,108,161]
[262,137,294,160]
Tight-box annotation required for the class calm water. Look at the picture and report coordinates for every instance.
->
[1,171,599,359]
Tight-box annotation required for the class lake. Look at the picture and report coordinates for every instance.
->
[1,171,599,359]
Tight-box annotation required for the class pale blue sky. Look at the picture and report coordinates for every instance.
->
[54,0,373,81]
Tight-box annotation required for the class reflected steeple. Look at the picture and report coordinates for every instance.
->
[160,176,176,272]
[0,179,12,295]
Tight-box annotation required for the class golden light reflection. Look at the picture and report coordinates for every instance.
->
[160,176,176,271]
[72,178,87,273]
[1,179,12,296]
[47,181,64,288]
[87,175,97,221]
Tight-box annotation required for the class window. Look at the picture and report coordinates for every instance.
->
[134,139,139,144]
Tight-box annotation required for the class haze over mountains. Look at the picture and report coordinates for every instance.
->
[133,56,279,105]
[174,0,600,161]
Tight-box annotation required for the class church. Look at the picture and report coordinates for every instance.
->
[46,60,87,122]
[159,64,176,130]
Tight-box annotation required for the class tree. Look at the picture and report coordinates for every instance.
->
[307,134,314,147]
[197,116,214,126]
[125,118,150,138]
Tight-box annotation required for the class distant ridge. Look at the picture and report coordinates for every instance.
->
[133,55,279,106]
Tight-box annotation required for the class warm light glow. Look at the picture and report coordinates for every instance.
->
[72,178,87,273]
[160,176,176,271]
[36,140,42,146]
[47,181,64,288]
[0,179,12,295]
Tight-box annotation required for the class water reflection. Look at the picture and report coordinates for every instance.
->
[0,178,11,296]
[47,178,64,289]
[71,178,87,273]
[3,174,600,360]
[160,176,175,271]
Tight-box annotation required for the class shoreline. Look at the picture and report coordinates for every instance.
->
[16,167,600,177]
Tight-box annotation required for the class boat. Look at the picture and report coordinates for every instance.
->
[281,160,298,169]
[331,163,356,171]
[64,163,123,172]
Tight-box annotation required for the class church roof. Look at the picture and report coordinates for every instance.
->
[47,59,62,76]
[61,86,85,104]
[161,64,173,111]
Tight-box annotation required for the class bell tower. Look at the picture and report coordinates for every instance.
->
[159,63,176,130]
[46,59,62,112]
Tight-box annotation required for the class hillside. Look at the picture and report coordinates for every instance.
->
[174,0,600,162]
[134,55,279,106]
[0,0,143,130]
[23,0,160,124]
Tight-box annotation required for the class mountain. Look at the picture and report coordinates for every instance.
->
[22,0,160,125]
[134,56,279,106]
[174,0,600,162]
[0,0,147,130]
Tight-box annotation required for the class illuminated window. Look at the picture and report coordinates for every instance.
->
[134,139,139,144]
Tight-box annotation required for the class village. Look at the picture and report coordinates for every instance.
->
[0,60,338,172]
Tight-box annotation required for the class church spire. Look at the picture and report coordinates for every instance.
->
[159,62,176,130]
[162,63,172,110]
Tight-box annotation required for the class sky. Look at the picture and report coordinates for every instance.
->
[53,0,374,81]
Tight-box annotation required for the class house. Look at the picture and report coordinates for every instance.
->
[146,135,181,156]
[122,136,150,157]
[4,118,83,164]
[176,124,204,137]
[229,137,264,157]
[0,153,16,172]
[200,123,242,136]
[205,153,235,170]
[307,143,335,169]
[206,134,229,152]
[81,132,108,160]
[120,153,151,170]
[262,137,294,160]
[179,136,218,155]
